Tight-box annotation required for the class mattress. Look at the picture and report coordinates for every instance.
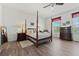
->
[27,32,51,40]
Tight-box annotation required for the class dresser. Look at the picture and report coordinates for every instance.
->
[60,26,72,41]
[1,26,8,45]
[1,33,8,44]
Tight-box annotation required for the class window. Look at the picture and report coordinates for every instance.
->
[72,12,79,27]
[73,17,79,27]
[52,20,60,27]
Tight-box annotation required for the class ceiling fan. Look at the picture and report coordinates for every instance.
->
[43,3,64,8]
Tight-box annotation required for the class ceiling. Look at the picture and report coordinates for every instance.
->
[1,3,79,19]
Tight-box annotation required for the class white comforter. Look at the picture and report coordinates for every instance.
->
[27,32,51,40]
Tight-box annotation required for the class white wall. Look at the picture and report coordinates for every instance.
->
[26,15,45,31]
[45,18,51,32]
[38,17,46,31]
[2,6,46,41]
[2,6,27,41]
[45,7,79,39]
[0,5,2,45]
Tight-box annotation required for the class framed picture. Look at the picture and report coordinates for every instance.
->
[30,22,34,26]
[63,23,66,26]
[66,21,70,24]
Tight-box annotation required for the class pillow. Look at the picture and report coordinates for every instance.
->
[43,30,49,32]
[39,30,43,33]
[27,30,33,35]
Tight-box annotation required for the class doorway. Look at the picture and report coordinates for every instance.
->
[52,17,61,38]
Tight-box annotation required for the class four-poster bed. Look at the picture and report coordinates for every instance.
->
[25,11,52,48]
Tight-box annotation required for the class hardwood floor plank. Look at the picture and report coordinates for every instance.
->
[0,38,79,56]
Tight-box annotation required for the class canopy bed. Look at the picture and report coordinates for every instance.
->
[25,11,52,48]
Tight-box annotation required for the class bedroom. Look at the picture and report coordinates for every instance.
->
[0,3,79,56]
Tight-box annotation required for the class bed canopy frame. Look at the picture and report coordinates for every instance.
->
[25,10,52,48]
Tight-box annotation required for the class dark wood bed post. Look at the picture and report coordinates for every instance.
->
[25,19,27,40]
[51,18,52,41]
[25,19,27,34]
[36,10,39,48]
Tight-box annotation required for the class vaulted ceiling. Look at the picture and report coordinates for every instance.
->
[1,3,79,19]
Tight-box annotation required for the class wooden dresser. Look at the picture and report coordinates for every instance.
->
[1,27,8,45]
[1,34,8,44]
[60,26,72,41]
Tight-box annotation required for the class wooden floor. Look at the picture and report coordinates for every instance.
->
[0,38,79,56]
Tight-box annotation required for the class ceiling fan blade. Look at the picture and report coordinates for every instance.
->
[56,3,64,5]
[43,3,52,8]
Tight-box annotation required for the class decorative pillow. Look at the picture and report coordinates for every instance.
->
[39,30,43,33]
[27,30,33,35]
[43,30,49,32]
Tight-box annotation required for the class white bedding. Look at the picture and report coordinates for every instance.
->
[27,32,51,40]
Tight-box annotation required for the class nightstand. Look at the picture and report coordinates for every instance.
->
[17,33,26,41]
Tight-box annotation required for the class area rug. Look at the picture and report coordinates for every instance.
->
[19,40,33,48]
